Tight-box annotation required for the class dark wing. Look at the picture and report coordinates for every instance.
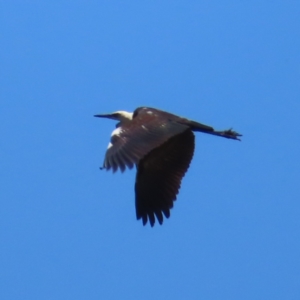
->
[135,129,195,227]
[103,108,189,172]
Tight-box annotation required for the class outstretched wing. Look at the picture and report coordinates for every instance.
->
[135,129,195,227]
[103,107,189,172]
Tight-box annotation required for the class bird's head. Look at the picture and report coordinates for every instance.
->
[94,111,133,123]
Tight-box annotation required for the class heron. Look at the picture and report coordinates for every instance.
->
[94,107,241,227]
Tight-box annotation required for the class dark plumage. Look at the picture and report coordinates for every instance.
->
[95,107,241,226]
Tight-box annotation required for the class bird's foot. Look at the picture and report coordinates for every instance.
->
[218,128,242,141]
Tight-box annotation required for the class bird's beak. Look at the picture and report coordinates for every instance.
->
[94,113,114,119]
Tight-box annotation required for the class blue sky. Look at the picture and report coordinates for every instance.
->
[1,1,300,299]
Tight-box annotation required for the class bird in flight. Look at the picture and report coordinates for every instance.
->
[95,107,241,227]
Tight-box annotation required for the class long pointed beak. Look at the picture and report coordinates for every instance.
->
[94,113,113,119]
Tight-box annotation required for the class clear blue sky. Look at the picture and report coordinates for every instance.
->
[1,1,300,299]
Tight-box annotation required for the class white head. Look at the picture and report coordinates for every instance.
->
[94,110,133,123]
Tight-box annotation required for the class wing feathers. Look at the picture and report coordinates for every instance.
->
[118,150,134,170]
[135,129,195,226]
[103,112,189,172]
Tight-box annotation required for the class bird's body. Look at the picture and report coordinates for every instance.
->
[95,107,241,226]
